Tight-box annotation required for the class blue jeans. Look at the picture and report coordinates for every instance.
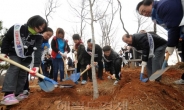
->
[52,58,64,82]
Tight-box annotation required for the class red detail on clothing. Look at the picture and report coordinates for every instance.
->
[0,55,8,62]
[75,40,83,50]
[51,36,69,58]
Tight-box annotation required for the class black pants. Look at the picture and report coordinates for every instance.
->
[77,63,91,81]
[23,73,30,91]
[96,60,103,78]
[105,58,122,80]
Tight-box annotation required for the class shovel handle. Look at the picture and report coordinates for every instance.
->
[141,66,144,73]
[0,55,45,79]
[80,68,89,76]
[165,52,170,61]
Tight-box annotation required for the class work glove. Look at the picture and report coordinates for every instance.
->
[74,51,77,55]
[165,47,175,55]
[141,61,147,67]
[29,67,39,76]
[0,54,8,62]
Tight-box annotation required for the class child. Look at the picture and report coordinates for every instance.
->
[72,34,91,84]
[51,28,70,84]
[0,15,47,105]
[22,27,53,100]
[102,45,122,85]
[44,54,52,77]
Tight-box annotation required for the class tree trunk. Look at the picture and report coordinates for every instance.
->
[89,0,99,99]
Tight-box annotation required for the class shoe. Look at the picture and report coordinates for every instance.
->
[0,94,19,105]
[107,76,111,79]
[174,79,184,84]
[16,92,29,101]
[113,80,119,85]
[81,80,87,85]
[54,85,58,87]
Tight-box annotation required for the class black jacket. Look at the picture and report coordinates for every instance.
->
[103,49,120,74]
[130,33,167,61]
[1,24,43,67]
[77,44,91,65]
[87,44,102,62]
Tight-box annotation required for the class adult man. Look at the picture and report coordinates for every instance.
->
[87,39,104,80]
[136,0,184,84]
[122,32,167,81]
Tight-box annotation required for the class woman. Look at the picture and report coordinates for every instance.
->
[0,15,47,105]
[51,28,70,84]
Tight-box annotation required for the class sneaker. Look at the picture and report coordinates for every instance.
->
[54,85,58,87]
[107,76,111,79]
[113,80,119,85]
[0,94,19,105]
[81,80,87,85]
[174,79,184,84]
[16,94,28,101]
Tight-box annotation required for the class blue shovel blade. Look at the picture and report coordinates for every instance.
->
[44,77,58,85]
[70,72,80,82]
[38,80,55,92]
[140,73,148,82]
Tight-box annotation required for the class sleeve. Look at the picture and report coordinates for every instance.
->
[141,39,150,62]
[97,45,102,61]
[1,25,14,55]
[65,42,71,53]
[158,1,182,46]
[77,44,85,62]
[51,38,59,53]
[33,35,43,67]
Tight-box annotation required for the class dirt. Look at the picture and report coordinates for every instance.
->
[1,63,184,110]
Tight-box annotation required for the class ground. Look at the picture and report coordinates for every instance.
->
[1,63,184,110]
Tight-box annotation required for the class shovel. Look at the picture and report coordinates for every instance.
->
[140,65,148,82]
[62,57,70,81]
[70,66,90,82]
[149,52,170,81]
[0,55,58,92]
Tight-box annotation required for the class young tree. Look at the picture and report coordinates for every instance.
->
[88,0,110,99]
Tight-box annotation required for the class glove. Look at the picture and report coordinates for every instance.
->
[29,67,39,76]
[165,47,175,55]
[94,62,98,66]
[141,61,147,67]
[0,54,8,62]
[74,51,77,55]
[63,52,67,58]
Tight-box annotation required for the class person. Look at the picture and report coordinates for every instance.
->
[87,39,104,80]
[72,34,91,84]
[51,28,70,84]
[102,45,122,85]
[23,27,53,99]
[122,32,167,81]
[67,57,73,68]
[41,27,53,77]
[44,54,52,77]
[0,15,47,105]
[136,0,184,84]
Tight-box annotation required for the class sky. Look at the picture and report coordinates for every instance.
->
[0,0,179,65]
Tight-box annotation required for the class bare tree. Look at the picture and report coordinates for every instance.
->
[44,0,60,25]
[99,0,118,47]
[67,0,88,41]
[88,0,111,99]
[117,0,129,35]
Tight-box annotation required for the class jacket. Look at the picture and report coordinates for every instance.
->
[51,36,70,58]
[130,33,167,61]
[103,49,121,74]
[86,44,103,62]
[77,44,91,65]
[1,24,43,67]
[152,0,183,46]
